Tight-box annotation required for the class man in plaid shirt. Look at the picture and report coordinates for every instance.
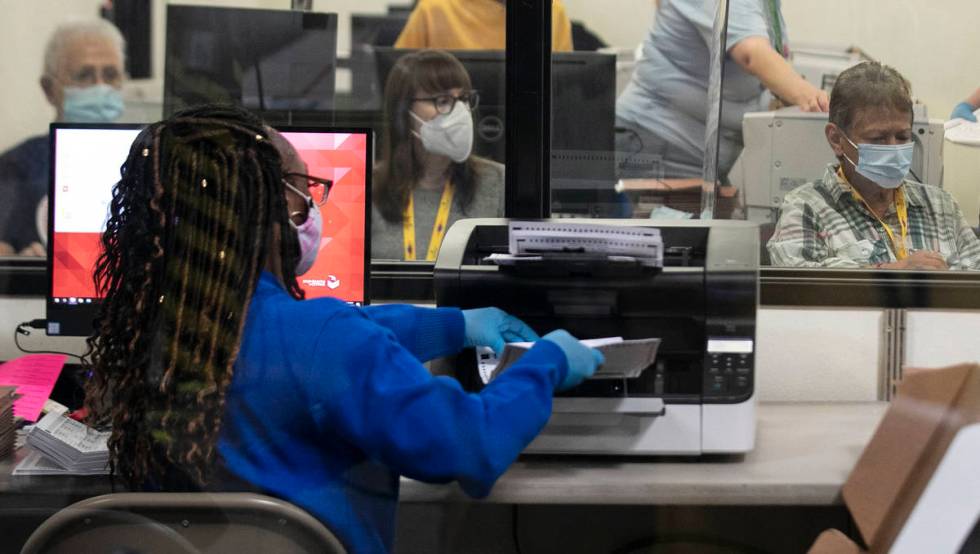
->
[768,62,980,270]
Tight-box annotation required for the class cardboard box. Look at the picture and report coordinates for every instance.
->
[809,364,980,553]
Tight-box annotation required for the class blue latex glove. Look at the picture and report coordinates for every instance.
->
[541,329,604,391]
[462,308,540,356]
[951,102,978,122]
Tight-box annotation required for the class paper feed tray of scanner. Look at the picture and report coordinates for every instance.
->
[488,221,664,267]
[480,338,662,384]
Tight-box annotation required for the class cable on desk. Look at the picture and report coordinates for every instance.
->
[614,125,647,177]
[13,321,85,361]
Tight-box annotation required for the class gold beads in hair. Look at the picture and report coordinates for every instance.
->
[255,134,264,142]
[142,148,149,157]
[218,250,225,261]
[158,295,165,304]
[201,178,208,189]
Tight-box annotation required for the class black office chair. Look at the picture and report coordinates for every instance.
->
[21,492,347,554]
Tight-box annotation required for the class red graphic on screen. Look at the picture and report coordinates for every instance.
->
[51,131,369,304]
[51,232,102,299]
[284,132,368,302]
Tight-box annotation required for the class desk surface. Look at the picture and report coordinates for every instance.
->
[400,402,888,506]
[0,402,887,508]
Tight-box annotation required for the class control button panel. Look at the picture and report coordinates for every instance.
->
[705,338,753,400]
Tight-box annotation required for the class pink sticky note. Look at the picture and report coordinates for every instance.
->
[0,354,67,422]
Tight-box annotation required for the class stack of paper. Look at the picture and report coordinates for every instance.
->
[476,337,662,384]
[0,354,67,422]
[19,411,110,475]
[0,387,16,459]
[945,111,980,147]
[497,221,665,267]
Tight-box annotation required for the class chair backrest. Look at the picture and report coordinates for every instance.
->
[21,492,347,554]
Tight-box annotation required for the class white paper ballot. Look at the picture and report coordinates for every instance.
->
[507,221,664,266]
[23,412,110,474]
[475,337,661,384]
[945,115,980,147]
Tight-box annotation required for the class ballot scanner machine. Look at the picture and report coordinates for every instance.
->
[434,219,759,455]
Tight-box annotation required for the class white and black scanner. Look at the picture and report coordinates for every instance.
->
[434,219,759,455]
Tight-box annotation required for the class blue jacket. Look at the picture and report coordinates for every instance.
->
[218,272,568,553]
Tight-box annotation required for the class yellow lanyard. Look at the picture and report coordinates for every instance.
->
[403,180,454,261]
[838,168,909,260]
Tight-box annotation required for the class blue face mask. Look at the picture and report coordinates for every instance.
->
[841,132,914,190]
[62,84,125,123]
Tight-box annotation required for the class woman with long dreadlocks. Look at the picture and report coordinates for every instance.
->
[84,104,602,553]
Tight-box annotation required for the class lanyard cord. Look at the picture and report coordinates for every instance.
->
[766,0,784,55]
[838,167,909,260]
[403,180,454,261]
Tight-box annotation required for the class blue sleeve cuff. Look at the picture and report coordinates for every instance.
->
[412,307,465,361]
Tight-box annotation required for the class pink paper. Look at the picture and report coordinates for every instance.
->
[0,354,67,422]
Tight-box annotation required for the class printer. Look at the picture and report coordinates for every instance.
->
[434,218,759,455]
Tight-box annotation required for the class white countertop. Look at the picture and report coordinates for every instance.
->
[400,401,888,506]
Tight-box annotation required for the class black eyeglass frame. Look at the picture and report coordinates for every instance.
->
[411,90,480,115]
[283,172,333,207]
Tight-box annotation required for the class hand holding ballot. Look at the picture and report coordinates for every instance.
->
[478,335,662,390]
[541,330,605,391]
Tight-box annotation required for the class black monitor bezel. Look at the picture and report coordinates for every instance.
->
[276,125,374,308]
[46,123,145,337]
[45,123,374,336]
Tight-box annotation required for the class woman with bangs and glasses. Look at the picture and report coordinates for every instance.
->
[372,49,504,261]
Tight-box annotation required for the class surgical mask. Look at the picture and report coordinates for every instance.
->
[410,102,474,163]
[289,204,322,276]
[62,84,125,123]
[841,133,914,190]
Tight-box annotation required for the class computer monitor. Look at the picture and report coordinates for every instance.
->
[46,123,372,336]
[387,4,415,16]
[163,6,338,125]
[348,13,410,110]
[351,13,409,50]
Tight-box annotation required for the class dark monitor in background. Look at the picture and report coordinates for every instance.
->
[548,52,618,216]
[46,124,372,336]
[370,49,616,215]
[163,5,338,126]
[387,4,415,16]
[348,13,410,110]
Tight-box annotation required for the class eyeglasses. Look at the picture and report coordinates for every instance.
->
[65,65,124,88]
[282,172,332,207]
[412,90,480,115]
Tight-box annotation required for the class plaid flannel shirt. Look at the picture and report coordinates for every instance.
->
[768,165,980,270]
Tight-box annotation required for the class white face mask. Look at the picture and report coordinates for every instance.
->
[410,101,474,163]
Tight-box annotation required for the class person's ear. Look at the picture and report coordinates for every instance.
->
[825,123,846,158]
[40,76,59,107]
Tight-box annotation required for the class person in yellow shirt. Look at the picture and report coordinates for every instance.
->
[395,0,574,52]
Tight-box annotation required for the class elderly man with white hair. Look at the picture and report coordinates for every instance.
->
[0,19,125,256]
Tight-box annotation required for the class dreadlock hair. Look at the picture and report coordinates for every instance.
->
[83,103,304,490]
